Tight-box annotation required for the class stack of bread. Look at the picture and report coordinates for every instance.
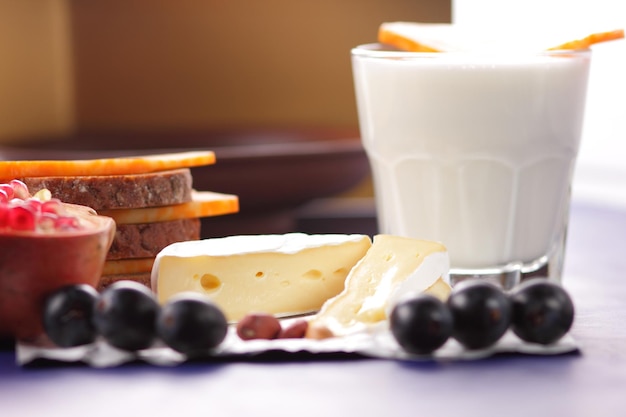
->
[3,151,238,289]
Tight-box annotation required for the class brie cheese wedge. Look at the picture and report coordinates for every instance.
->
[307,234,451,338]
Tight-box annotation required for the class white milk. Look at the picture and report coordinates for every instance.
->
[352,47,591,270]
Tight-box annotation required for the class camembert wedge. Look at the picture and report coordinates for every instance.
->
[151,233,372,321]
[307,234,451,338]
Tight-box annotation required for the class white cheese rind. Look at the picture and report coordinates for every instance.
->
[361,251,450,317]
[307,234,451,337]
[151,233,372,321]
[153,233,367,259]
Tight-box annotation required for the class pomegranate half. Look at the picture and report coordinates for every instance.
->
[0,203,115,342]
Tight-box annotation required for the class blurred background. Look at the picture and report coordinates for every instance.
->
[0,1,623,236]
[455,0,626,210]
[0,0,450,236]
[0,0,449,142]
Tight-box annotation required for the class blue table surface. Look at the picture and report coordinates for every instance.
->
[1,200,625,417]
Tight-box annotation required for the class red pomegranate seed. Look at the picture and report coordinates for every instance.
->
[54,216,81,231]
[9,180,30,200]
[8,205,36,231]
[41,198,63,214]
[0,184,14,200]
[38,212,58,231]
[24,198,43,214]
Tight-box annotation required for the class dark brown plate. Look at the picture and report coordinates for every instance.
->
[0,128,370,236]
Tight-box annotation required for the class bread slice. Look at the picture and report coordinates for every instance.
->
[7,151,239,290]
[20,168,193,210]
[98,273,152,291]
[107,218,200,260]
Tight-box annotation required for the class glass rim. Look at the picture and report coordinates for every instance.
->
[351,43,592,59]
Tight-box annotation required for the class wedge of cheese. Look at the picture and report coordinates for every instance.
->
[307,234,451,338]
[151,233,372,321]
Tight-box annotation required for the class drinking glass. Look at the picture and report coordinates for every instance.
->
[352,44,591,289]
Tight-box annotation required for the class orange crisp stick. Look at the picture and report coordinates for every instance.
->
[378,22,493,52]
[378,22,625,52]
[548,29,625,50]
[98,191,239,225]
[378,24,441,52]
[0,151,215,179]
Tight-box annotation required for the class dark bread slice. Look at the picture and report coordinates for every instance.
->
[99,273,152,290]
[107,218,200,260]
[21,168,193,210]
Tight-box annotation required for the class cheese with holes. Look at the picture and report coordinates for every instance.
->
[151,233,372,321]
[307,234,451,338]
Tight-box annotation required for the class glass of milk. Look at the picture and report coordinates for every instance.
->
[352,44,591,288]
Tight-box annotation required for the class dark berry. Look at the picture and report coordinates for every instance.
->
[447,280,511,349]
[157,293,228,355]
[93,281,160,351]
[42,284,99,347]
[509,279,574,345]
[390,294,453,354]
